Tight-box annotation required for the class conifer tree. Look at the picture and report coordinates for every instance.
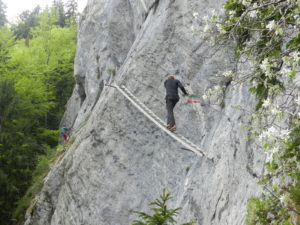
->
[132,189,197,225]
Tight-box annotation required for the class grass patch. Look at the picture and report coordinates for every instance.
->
[64,136,76,149]
[107,68,116,76]
[78,112,92,130]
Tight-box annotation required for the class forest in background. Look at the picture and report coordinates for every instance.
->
[0,0,77,224]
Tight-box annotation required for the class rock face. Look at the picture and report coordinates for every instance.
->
[25,0,265,224]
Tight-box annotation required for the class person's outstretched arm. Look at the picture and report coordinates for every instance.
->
[178,81,188,95]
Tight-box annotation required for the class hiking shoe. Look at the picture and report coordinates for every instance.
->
[169,125,176,131]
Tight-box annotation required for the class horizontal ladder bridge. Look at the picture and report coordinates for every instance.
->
[114,84,212,160]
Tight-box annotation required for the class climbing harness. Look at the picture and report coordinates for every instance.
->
[106,83,213,161]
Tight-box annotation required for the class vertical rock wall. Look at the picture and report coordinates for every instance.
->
[25,0,265,224]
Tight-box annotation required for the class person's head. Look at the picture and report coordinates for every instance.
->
[167,75,175,80]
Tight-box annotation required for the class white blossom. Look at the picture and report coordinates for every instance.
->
[206,88,213,95]
[193,12,199,19]
[267,212,276,220]
[216,24,227,34]
[262,98,271,108]
[271,146,280,155]
[270,104,281,116]
[266,146,280,162]
[241,0,251,7]
[280,67,292,76]
[214,85,222,92]
[295,96,300,105]
[260,127,290,143]
[266,151,273,162]
[266,20,276,30]
[202,94,208,101]
[290,51,300,62]
[190,25,196,33]
[260,58,273,77]
[260,58,270,71]
[228,10,236,17]
[203,24,211,33]
[267,126,277,136]
[279,129,290,140]
[199,32,206,39]
[258,133,266,142]
[248,10,258,18]
[252,80,258,87]
[222,70,234,78]
[265,20,283,35]
[245,40,254,47]
[211,9,217,17]
[259,126,277,142]
[203,15,209,22]
[279,195,285,204]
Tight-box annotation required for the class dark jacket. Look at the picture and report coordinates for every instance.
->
[164,78,187,100]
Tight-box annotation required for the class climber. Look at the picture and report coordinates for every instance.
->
[164,75,188,131]
[60,124,70,142]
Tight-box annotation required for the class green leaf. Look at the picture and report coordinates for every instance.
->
[290,70,296,78]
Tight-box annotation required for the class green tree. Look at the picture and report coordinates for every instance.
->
[24,11,76,128]
[50,0,78,28]
[0,3,76,224]
[12,6,41,40]
[64,0,78,24]
[0,27,14,74]
[0,78,42,225]
[8,7,76,128]
[0,79,20,223]
[132,189,197,225]
[0,79,18,131]
[53,0,66,27]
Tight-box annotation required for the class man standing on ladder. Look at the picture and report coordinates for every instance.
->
[164,75,188,131]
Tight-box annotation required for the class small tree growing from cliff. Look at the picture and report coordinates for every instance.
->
[131,189,197,225]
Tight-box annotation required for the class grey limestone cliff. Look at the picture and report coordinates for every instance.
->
[25,0,265,224]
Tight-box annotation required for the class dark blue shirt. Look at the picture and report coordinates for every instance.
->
[164,79,187,99]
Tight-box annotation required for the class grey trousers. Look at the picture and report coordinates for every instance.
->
[166,98,179,126]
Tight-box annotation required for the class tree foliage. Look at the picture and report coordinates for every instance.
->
[12,6,41,40]
[0,2,76,224]
[12,0,78,41]
[192,0,300,224]
[131,189,197,225]
[0,27,14,74]
[53,0,78,27]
